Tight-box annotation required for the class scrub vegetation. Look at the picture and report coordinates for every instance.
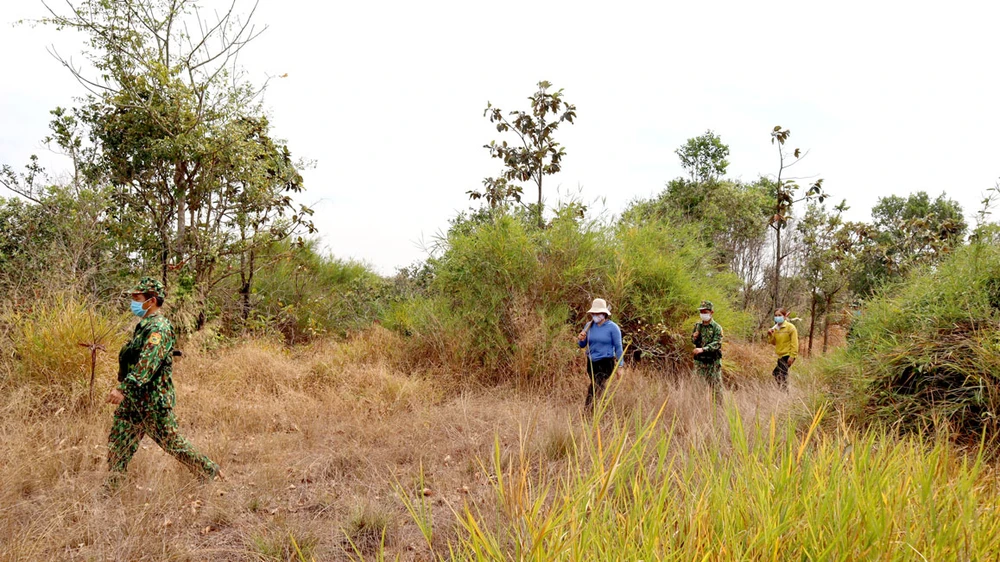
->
[2,0,1000,559]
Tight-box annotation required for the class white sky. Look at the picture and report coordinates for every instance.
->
[2,0,997,274]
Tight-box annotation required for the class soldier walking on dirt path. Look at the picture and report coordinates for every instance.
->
[577,298,623,411]
[692,300,724,400]
[767,307,799,391]
[104,277,222,492]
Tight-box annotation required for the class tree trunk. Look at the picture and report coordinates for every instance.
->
[175,161,187,261]
[239,248,256,323]
[160,234,170,285]
[822,295,833,353]
[772,224,781,313]
[807,289,818,356]
[536,173,544,228]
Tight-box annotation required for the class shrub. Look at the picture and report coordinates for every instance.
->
[612,222,750,368]
[246,241,396,343]
[834,242,1000,444]
[396,206,751,385]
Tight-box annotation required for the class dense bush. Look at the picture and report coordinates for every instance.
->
[245,241,396,343]
[388,206,751,384]
[0,189,136,299]
[832,242,1000,444]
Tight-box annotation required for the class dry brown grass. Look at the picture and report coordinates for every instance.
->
[0,327,817,561]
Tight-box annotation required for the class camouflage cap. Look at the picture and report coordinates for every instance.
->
[131,276,166,298]
[698,300,714,312]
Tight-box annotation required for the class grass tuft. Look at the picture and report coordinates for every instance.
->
[343,503,396,555]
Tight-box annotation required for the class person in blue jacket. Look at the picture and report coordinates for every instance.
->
[576,298,623,409]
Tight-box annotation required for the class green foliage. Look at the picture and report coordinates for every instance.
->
[621,178,773,318]
[250,528,319,562]
[851,191,967,296]
[797,201,857,353]
[835,242,1000,443]
[675,129,730,183]
[37,0,315,326]
[396,204,750,382]
[613,222,750,362]
[0,154,46,202]
[622,179,772,262]
[343,503,396,556]
[247,241,393,343]
[429,215,558,378]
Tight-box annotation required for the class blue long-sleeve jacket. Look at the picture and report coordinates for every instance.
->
[578,320,623,362]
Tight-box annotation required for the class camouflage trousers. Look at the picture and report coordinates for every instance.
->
[107,406,218,489]
[695,360,723,398]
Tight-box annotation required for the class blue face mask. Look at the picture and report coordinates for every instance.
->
[130,299,148,318]
[774,316,785,324]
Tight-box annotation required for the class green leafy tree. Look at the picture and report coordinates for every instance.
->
[470,81,577,227]
[620,172,772,312]
[798,201,858,354]
[37,0,314,329]
[852,191,967,295]
[675,130,730,183]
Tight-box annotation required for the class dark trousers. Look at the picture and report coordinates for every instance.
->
[585,357,616,408]
[773,355,791,390]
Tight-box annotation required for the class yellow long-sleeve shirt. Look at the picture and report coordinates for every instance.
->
[767,322,799,359]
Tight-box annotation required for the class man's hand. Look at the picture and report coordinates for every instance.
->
[577,332,587,342]
[693,347,704,356]
[106,388,124,405]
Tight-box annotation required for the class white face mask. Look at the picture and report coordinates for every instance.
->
[700,313,712,322]
[774,316,785,324]
[591,314,604,323]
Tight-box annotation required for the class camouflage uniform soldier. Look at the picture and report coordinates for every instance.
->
[104,277,220,490]
[692,300,724,399]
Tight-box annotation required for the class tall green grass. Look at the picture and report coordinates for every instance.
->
[447,405,1000,560]
[836,242,1000,442]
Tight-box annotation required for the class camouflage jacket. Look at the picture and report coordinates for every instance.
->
[117,312,176,412]
[692,320,724,363]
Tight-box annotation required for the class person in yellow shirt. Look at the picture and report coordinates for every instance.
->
[766,307,798,390]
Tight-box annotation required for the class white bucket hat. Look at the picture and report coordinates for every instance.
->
[587,298,611,315]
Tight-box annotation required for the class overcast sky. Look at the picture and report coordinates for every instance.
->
[2,0,997,273]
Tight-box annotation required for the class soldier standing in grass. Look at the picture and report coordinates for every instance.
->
[767,307,799,391]
[104,277,221,491]
[576,298,623,410]
[692,300,724,400]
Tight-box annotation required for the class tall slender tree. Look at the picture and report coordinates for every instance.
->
[768,126,826,313]
[471,81,576,227]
